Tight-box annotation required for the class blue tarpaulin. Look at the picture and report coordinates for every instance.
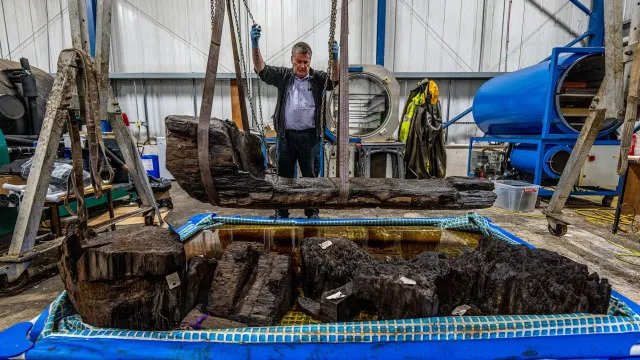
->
[2,214,639,360]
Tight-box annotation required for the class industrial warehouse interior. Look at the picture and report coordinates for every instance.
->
[0,0,639,358]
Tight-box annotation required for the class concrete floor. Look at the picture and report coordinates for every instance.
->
[1,181,639,331]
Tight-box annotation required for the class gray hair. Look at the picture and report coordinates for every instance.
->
[291,42,312,57]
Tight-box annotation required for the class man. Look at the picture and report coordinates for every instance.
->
[251,24,340,219]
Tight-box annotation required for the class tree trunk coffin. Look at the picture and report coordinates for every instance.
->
[164,115,497,209]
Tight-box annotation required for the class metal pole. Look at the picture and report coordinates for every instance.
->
[375,0,386,66]
[45,0,52,73]
[478,0,487,71]
[612,172,628,234]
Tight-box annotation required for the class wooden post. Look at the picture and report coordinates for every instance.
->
[337,0,350,203]
[68,0,90,53]
[544,0,623,236]
[197,0,226,206]
[230,80,245,130]
[226,0,250,131]
[9,54,75,256]
[617,0,640,175]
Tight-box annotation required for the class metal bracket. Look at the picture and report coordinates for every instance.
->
[2,0,162,285]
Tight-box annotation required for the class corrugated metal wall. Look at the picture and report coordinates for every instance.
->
[0,0,623,144]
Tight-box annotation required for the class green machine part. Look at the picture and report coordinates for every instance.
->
[0,129,9,166]
[0,129,131,235]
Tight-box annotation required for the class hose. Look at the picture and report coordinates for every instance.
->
[4,134,38,139]
[486,207,639,267]
[4,136,36,145]
[575,208,640,267]
[104,147,128,172]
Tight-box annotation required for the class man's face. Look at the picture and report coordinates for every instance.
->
[291,52,311,78]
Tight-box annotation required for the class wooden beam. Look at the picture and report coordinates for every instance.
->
[337,0,350,203]
[226,0,250,131]
[230,79,244,130]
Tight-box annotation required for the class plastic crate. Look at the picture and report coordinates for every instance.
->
[492,180,539,212]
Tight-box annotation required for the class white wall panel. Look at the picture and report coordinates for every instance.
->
[0,0,70,72]
[0,0,614,73]
[111,0,373,73]
[480,0,590,72]
[110,0,234,73]
[0,0,618,146]
[113,79,148,140]
[444,80,485,143]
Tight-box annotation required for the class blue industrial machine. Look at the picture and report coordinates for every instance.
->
[451,0,622,202]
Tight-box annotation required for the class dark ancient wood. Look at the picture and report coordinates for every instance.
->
[453,237,612,315]
[165,115,497,209]
[353,255,443,319]
[298,285,362,323]
[297,297,321,318]
[300,236,611,320]
[319,282,360,322]
[59,226,215,330]
[184,256,217,314]
[207,242,293,326]
[300,237,374,300]
[234,253,293,326]
[76,226,183,282]
[207,242,263,317]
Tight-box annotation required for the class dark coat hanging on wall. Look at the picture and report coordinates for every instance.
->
[402,81,447,179]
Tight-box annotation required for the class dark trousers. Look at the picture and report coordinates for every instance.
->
[277,129,320,217]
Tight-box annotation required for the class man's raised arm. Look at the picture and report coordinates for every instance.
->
[251,24,265,72]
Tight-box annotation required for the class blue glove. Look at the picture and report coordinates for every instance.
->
[331,41,339,60]
[250,24,261,48]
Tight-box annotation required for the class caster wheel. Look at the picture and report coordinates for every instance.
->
[601,196,614,208]
[548,223,567,237]
[0,271,30,296]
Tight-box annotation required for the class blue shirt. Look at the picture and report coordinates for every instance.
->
[284,75,316,130]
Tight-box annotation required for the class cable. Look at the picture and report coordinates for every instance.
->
[121,0,233,72]
[575,208,640,267]
[264,0,356,64]
[487,207,546,219]
[489,1,572,71]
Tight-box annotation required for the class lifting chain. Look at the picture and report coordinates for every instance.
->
[321,0,339,177]
[230,0,265,135]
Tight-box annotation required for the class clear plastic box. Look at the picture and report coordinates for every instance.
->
[492,180,539,212]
